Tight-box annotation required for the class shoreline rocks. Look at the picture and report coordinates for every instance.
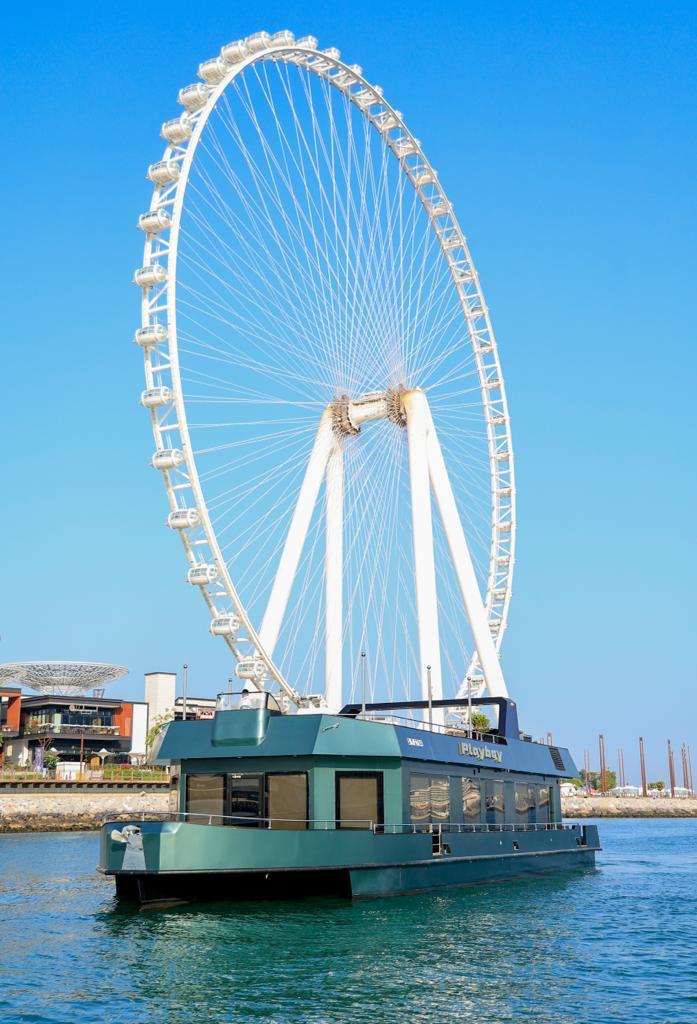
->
[562,796,697,818]
[1,792,696,834]
[0,791,169,833]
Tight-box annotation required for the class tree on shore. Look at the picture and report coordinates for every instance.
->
[649,780,665,791]
[146,713,174,761]
[579,768,617,791]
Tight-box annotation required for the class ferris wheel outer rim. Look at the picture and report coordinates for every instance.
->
[137,37,516,703]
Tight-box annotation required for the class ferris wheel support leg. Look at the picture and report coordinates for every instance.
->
[425,408,509,700]
[259,409,335,659]
[404,390,444,719]
[324,443,343,712]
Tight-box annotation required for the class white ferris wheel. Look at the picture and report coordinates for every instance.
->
[134,30,516,714]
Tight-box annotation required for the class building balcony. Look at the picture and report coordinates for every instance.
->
[22,723,121,740]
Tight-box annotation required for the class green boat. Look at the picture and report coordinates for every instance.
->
[98,694,599,902]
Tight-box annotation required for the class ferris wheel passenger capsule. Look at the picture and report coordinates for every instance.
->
[198,57,230,84]
[161,114,194,144]
[138,208,172,234]
[321,47,340,60]
[220,39,248,63]
[147,159,181,186]
[167,508,200,529]
[295,36,318,49]
[140,386,172,408]
[187,564,218,586]
[134,264,167,288]
[178,83,210,111]
[134,323,168,346]
[245,31,271,53]
[235,658,266,682]
[152,449,184,470]
[270,30,295,47]
[210,614,241,637]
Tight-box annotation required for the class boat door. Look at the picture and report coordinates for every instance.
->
[229,773,264,827]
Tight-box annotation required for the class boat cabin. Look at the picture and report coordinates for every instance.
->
[156,692,568,835]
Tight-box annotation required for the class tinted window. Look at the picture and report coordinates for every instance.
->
[266,773,308,830]
[337,773,382,829]
[485,780,505,824]
[229,774,263,827]
[186,774,225,825]
[515,783,536,823]
[409,774,451,826]
[536,782,548,823]
[462,778,481,820]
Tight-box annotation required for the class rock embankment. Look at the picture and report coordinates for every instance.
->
[2,792,696,833]
[562,796,697,818]
[0,791,169,833]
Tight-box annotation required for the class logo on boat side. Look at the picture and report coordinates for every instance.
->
[407,737,424,747]
[458,741,502,764]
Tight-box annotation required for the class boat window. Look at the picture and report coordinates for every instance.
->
[515,783,536,823]
[266,773,308,830]
[409,774,451,826]
[537,785,550,823]
[336,772,383,829]
[186,773,226,825]
[462,778,481,820]
[484,780,505,824]
[228,773,263,827]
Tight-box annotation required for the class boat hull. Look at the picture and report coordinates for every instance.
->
[100,820,599,903]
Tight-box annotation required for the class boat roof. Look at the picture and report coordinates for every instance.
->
[155,710,577,778]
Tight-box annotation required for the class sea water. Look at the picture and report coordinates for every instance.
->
[0,819,695,1023]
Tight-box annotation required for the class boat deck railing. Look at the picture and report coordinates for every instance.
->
[121,811,577,833]
[379,821,577,834]
[355,711,505,744]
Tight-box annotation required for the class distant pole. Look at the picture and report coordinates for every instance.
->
[182,663,188,721]
[639,736,648,797]
[427,665,433,730]
[467,674,473,738]
[681,744,689,791]
[584,749,591,795]
[617,748,626,788]
[599,734,607,794]
[667,739,676,797]
[360,651,366,716]
[687,745,694,796]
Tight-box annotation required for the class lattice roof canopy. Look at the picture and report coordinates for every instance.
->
[0,662,128,696]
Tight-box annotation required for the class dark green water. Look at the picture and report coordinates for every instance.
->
[0,819,695,1023]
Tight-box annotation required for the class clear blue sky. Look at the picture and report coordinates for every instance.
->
[1,1,695,784]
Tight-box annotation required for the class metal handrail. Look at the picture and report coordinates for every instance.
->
[375,821,576,834]
[133,810,375,829]
[110,811,577,833]
[355,711,504,745]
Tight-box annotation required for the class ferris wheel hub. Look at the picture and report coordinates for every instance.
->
[330,385,409,437]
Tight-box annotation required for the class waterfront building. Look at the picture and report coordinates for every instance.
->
[0,686,147,766]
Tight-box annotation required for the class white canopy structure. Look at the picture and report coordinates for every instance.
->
[0,662,128,697]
